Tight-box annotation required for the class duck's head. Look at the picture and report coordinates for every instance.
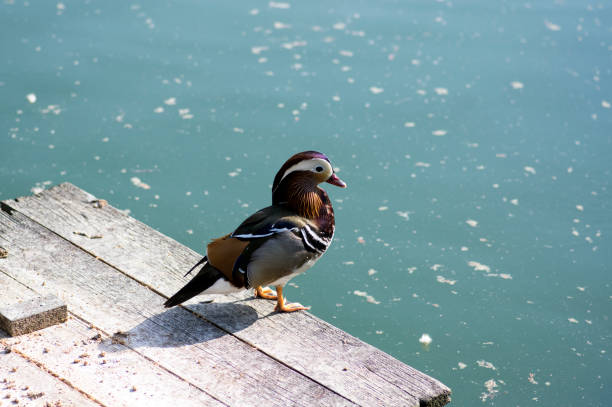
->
[272,151,346,206]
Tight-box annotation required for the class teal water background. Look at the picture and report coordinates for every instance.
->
[2,1,611,405]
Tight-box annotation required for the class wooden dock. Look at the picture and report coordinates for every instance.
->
[0,183,451,407]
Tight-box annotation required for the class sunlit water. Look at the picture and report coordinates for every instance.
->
[2,1,611,405]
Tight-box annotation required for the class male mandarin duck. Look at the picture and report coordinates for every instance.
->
[164,151,346,312]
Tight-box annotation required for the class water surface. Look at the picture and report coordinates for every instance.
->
[1,1,611,405]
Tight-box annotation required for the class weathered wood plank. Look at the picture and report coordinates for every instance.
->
[1,276,99,407]
[0,270,222,407]
[0,205,353,406]
[0,294,67,337]
[1,348,101,407]
[2,318,225,407]
[3,183,451,406]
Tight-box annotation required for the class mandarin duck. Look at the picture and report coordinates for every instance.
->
[164,151,346,312]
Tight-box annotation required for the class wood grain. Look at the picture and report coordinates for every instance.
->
[0,275,100,407]
[3,183,451,406]
[0,294,67,337]
[0,272,219,407]
[1,349,101,407]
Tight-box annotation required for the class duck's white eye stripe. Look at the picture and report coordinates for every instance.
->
[280,158,331,183]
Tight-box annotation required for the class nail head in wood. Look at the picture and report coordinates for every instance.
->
[0,294,67,336]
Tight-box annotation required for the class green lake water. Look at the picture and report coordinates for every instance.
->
[1,1,611,405]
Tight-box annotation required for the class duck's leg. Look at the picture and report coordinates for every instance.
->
[255,285,277,300]
[274,285,310,312]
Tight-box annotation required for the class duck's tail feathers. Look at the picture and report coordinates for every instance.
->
[184,256,208,277]
[164,263,225,308]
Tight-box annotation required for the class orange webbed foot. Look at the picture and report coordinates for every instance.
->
[255,286,278,300]
[273,285,310,312]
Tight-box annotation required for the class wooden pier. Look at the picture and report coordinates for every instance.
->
[0,183,451,407]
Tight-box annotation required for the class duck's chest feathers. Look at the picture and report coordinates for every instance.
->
[275,176,335,233]
[268,257,319,287]
[298,221,334,255]
[246,235,322,288]
[288,187,336,236]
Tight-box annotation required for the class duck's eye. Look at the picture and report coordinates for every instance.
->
[315,166,324,172]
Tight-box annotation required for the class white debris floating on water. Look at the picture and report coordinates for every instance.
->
[432,129,447,136]
[544,20,561,31]
[419,333,432,346]
[178,108,193,119]
[130,177,151,190]
[369,86,384,94]
[467,261,512,279]
[396,211,410,220]
[466,219,478,227]
[41,105,62,115]
[251,46,269,55]
[510,81,524,89]
[269,1,290,9]
[437,275,456,285]
[26,93,37,103]
[492,273,512,280]
[30,181,52,195]
[273,21,291,29]
[524,166,536,175]
[468,261,491,273]
[477,360,497,370]
[353,290,380,304]
[480,379,499,402]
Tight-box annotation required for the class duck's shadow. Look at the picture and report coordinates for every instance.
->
[101,298,265,352]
